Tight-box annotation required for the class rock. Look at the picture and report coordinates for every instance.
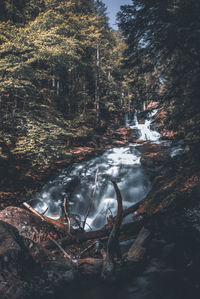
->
[0,221,33,299]
[0,207,52,243]
[0,218,76,299]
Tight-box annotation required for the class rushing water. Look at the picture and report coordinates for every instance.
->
[29,109,189,299]
[30,145,151,230]
[30,110,160,230]
[129,110,161,142]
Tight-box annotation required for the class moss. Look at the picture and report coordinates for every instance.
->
[0,104,95,170]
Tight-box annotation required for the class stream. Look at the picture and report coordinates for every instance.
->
[30,110,163,230]
[29,109,189,299]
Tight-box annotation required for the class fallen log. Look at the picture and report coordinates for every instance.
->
[127,227,151,262]
[113,198,145,221]
[44,220,143,250]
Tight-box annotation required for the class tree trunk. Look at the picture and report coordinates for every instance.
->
[95,44,100,125]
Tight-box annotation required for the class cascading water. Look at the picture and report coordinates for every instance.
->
[30,145,151,230]
[30,109,162,230]
[129,109,161,142]
[133,112,138,126]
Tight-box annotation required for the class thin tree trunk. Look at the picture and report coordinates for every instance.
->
[96,44,100,125]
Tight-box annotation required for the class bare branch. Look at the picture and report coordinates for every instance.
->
[48,235,74,262]
[23,203,46,222]
[78,241,97,258]
[107,181,123,260]
[64,197,71,235]
[41,207,48,216]
[82,168,99,230]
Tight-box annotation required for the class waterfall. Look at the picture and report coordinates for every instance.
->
[30,145,151,230]
[130,109,161,142]
[29,109,162,230]
[125,112,129,126]
[133,112,138,126]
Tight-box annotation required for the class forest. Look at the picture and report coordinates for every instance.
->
[0,1,200,299]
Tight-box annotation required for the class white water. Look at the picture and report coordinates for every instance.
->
[30,145,151,230]
[30,109,162,230]
[170,144,185,158]
[129,109,161,142]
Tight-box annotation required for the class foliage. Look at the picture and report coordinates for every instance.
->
[0,0,129,124]
[118,0,200,114]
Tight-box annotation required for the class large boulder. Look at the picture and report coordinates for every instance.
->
[0,206,53,243]
[0,221,34,299]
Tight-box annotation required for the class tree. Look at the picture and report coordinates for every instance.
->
[0,0,127,123]
[118,0,200,116]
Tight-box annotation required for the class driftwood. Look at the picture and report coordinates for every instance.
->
[22,183,152,281]
[23,181,149,281]
[45,220,143,249]
[101,181,123,279]
[76,227,151,279]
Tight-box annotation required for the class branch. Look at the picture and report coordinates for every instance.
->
[107,181,123,260]
[48,235,74,262]
[23,203,46,222]
[23,202,73,232]
[41,207,48,216]
[113,197,145,222]
[45,220,143,250]
[78,241,97,258]
[101,181,123,280]
[64,197,71,235]
[82,168,99,230]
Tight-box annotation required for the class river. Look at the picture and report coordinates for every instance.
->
[30,109,163,230]
[28,109,189,299]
